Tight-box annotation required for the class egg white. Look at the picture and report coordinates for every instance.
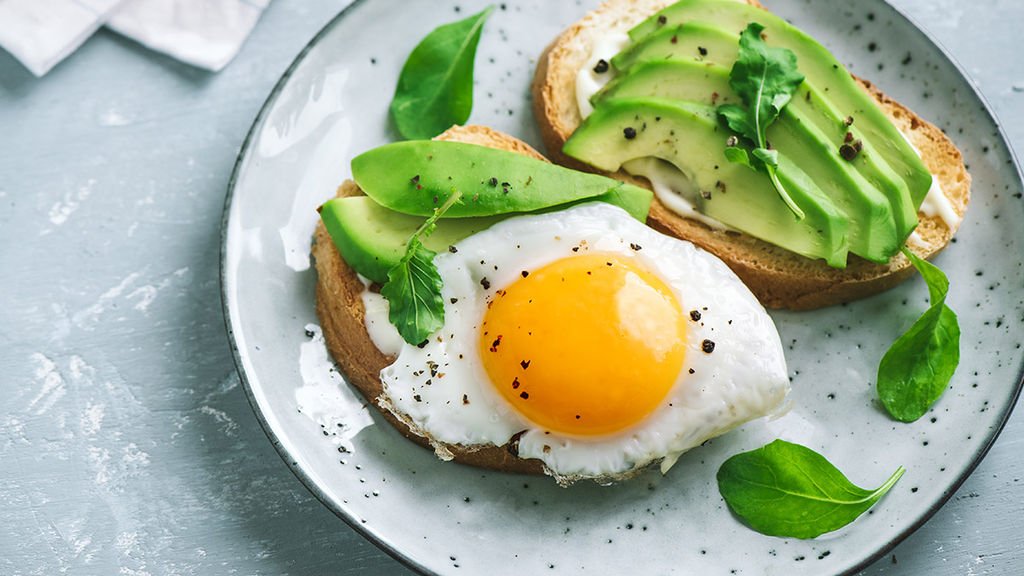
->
[363,202,789,483]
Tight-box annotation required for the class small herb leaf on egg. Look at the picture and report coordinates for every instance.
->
[389,6,494,140]
[717,439,905,539]
[876,248,961,422]
[382,191,463,345]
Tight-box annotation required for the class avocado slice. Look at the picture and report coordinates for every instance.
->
[351,140,652,219]
[321,186,654,283]
[788,83,918,241]
[320,196,503,283]
[564,98,849,267]
[605,16,918,242]
[610,22,739,73]
[627,0,932,213]
[595,60,899,262]
[595,59,739,107]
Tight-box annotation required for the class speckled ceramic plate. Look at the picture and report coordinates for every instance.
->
[221,1,1024,574]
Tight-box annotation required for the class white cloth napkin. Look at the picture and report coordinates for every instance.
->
[0,0,270,76]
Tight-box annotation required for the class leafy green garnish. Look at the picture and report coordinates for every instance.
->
[876,248,961,422]
[389,7,493,140]
[717,22,806,219]
[717,439,905,539]
[381,191,463,345]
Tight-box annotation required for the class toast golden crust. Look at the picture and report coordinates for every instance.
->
[312,125,547,475]
[531,0,970,309]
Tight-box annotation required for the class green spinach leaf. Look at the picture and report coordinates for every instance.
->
[717,439,905,539]
[389,7,493,140]
[717,22,806,219]
[876,248,961,422]
[381,191,463,345]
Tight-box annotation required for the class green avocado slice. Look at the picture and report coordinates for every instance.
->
[320,196,501,284]
[603,16,919,242]
[320,186,654,284]
[596,58,739,108]
[610,22,739,73]
[594,60,900,262]
[350,140,651,219]
[564,98,850,267]
[626,0,932,213]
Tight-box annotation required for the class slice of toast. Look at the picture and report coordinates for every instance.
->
[532,0,970,309]
[312,125,547,475]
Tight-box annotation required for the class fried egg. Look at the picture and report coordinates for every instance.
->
[362,202,788,484]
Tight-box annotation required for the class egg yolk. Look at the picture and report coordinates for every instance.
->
[479,253,687,436]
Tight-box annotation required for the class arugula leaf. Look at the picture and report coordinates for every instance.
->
[381,191,463,345]
[717,439,905,539]
[717,22,806,219]
[723,146,753,168]
[389,7,493,140]
[876,248,961,422]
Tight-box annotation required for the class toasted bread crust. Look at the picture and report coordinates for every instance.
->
[312,125,546,475]
[532,0,970,309]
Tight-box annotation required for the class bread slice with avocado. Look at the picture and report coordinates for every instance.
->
[314,124,604,477]
[532,0,970,309]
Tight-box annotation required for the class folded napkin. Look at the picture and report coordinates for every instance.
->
[0,0,270,76]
